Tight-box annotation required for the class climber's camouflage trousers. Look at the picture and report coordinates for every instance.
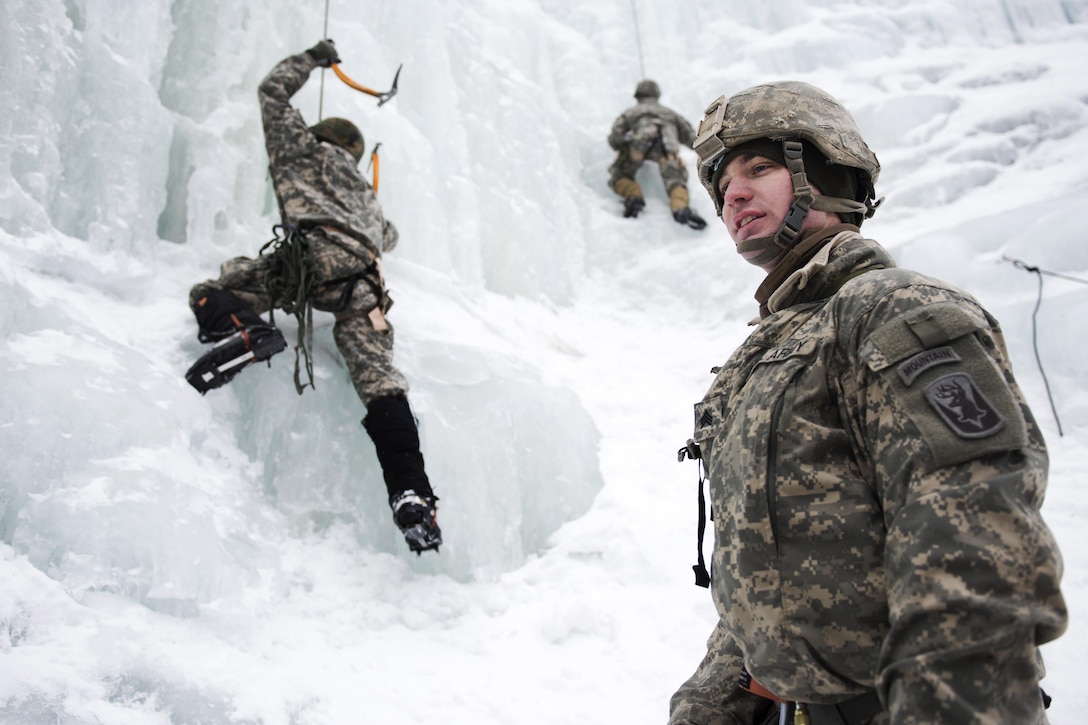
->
[189,229,408,405]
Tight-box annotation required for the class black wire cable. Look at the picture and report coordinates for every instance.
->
[1004,256,1088,286]
[1027,267,1063,436]
[1001,256,1083,437]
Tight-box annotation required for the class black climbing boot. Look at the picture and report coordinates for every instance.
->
[390,490,442,554]
[623,196,646,218]
[185,290,286,393]
[363,395,442,554]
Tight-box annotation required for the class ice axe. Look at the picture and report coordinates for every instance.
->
[367,142,383,192]
[331,63,402,107]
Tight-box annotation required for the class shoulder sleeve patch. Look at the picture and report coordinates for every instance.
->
[859,304,1027,469]
[924,372,1006,438]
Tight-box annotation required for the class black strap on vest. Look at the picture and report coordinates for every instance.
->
[678,439,710,587]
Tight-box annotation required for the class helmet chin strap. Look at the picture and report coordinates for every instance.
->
[734,140,867,268]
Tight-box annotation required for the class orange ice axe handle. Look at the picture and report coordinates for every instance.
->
[367,142,382,192]
[331,63,401,107]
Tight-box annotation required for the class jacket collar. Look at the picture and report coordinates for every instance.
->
[754,226,896,319]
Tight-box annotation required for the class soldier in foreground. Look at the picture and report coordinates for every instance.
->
[185,40,441,554]
[607,79,706,229]
[669,81,1066,724]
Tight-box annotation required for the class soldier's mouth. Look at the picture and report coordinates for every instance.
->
[734,213,762,235]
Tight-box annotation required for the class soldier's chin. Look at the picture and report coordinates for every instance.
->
[735,243,787,271]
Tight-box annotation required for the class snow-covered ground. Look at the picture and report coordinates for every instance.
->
[2,0,1088,722]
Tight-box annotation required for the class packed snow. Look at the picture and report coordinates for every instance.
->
[2,0,1088,722]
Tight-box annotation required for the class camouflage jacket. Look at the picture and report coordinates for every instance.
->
[669,232,1066,725]
[608,99,696,159]
[258,52,397,261]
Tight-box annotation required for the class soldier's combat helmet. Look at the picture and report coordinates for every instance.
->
[634,79,661,100]
[309,117,365,162]
[692,81,882,265]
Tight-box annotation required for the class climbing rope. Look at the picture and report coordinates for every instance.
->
[317,0,402,117]
[315,1,401,115]
[261,224,318,394]
[318,0,331,120]
[630,0,646,79]
[1001,256,1088,437]
[312,0,398,194]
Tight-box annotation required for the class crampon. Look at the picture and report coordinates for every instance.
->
[185,324,286,394]
[391,490,443,554]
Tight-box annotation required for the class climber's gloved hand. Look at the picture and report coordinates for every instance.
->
[307,39,341,68]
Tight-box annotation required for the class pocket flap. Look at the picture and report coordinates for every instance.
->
[860,302,987,372]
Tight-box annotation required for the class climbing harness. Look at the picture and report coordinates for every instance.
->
[1001,256,1088,437]
[260,224,318,394]
[650,123,670,159]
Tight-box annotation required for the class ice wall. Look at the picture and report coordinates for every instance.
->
[0,0,610,603]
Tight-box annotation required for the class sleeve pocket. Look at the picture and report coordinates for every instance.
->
[858,303,1027,469]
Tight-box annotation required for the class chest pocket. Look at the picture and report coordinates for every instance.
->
[755,337,822,428]
[859,302,1027,468]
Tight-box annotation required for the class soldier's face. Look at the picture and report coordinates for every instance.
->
[718,154,839,270]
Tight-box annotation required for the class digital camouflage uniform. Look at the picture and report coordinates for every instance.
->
[669,229,1067,724]
[189,51,407,406]
[187,45,442,555]
[607,95,697,209]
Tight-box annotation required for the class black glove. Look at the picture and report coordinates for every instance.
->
[306,39,341,67]
[673,207,707,230]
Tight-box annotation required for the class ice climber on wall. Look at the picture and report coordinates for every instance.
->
[184,40,442,555]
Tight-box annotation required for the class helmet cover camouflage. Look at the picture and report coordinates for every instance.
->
[692,81,880,218]
[634,79,661,100]
[310,117,365,162]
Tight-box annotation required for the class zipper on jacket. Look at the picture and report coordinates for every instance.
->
[764,365,803,558]
[766,392,784,556]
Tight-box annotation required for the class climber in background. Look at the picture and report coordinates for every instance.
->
[607,79,706,230]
